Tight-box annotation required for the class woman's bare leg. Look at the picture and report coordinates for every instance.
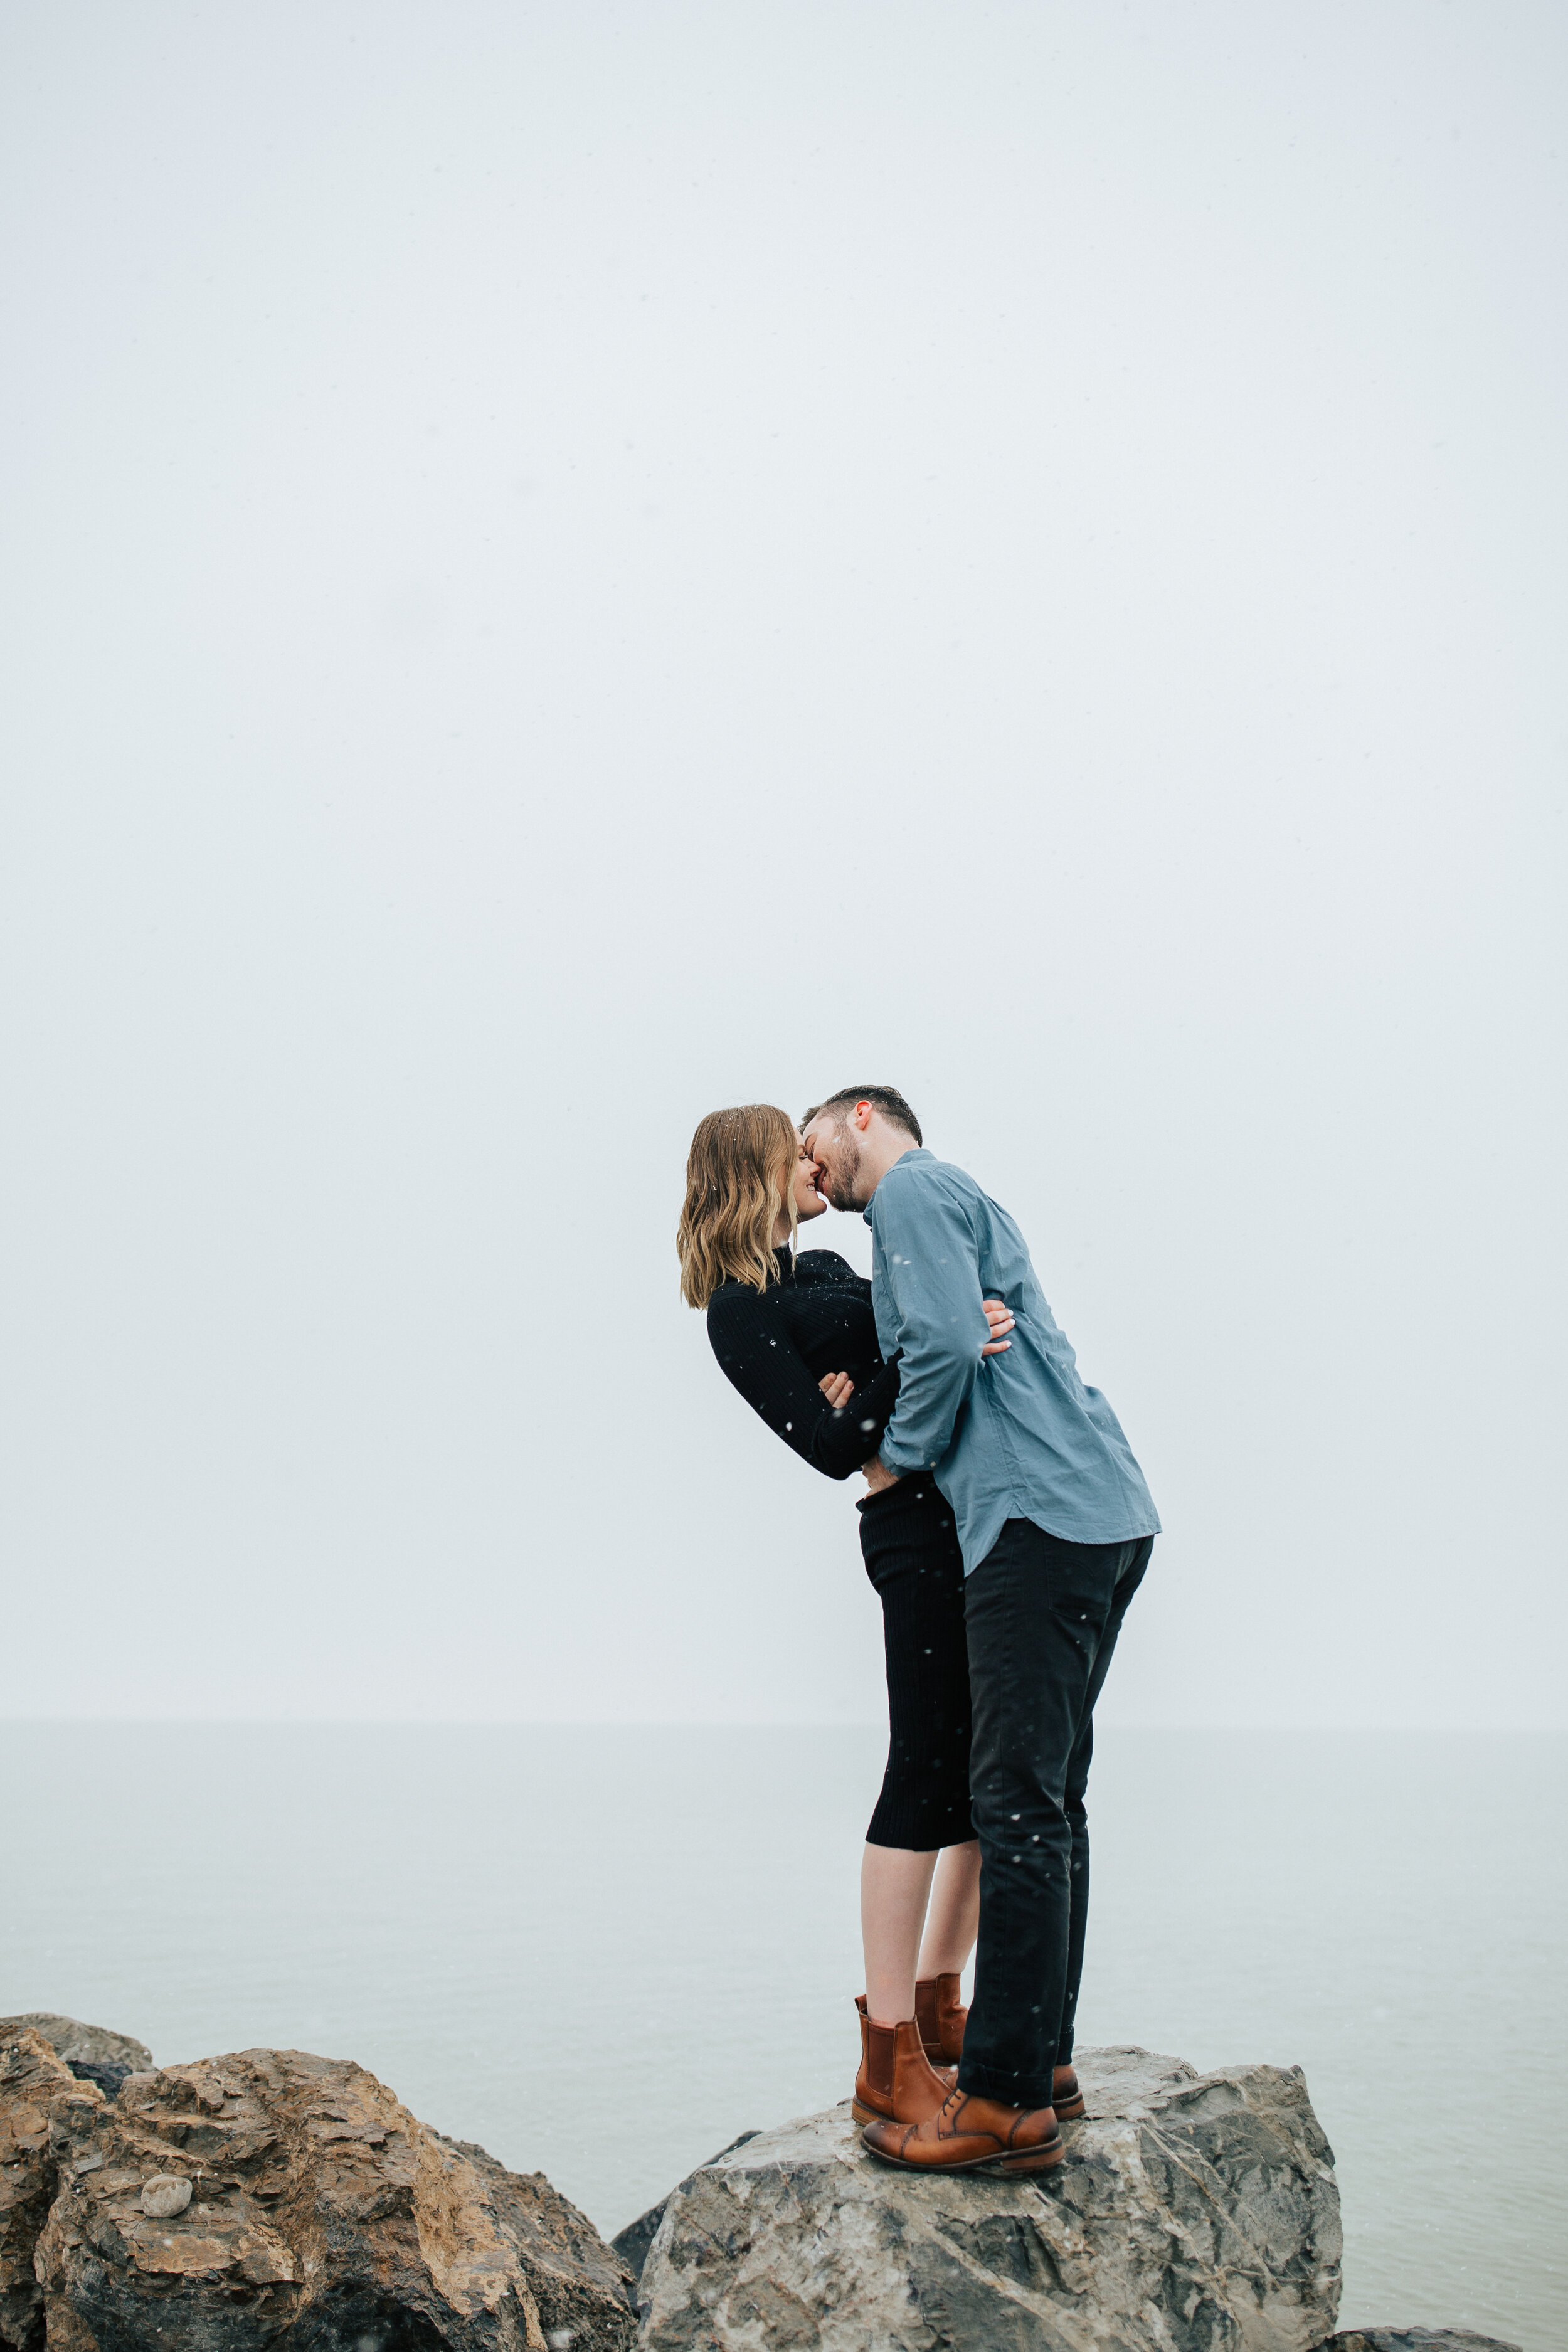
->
[861,1844,938,2024]
[862,1839,982,2021]
[916,1838,981,1978]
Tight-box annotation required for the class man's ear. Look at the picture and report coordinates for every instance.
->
[852,1099,874,1134]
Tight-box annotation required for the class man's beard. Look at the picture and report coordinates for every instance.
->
[822,1135,866,1210]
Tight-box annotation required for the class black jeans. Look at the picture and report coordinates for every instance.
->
[957,1519,1154,2109]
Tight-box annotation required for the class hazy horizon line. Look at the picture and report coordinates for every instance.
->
[4,1716,1564,1734]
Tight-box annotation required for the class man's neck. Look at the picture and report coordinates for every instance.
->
[859,1133,918,1202]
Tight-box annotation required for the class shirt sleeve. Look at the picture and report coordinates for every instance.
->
[706,1290,902,1480]
[873,1175,992,1476]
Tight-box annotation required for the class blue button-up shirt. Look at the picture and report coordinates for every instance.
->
[867,1150,1160,1572]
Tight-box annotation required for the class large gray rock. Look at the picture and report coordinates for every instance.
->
[1328,2337,1522,2352]
[636,2045,1343,2352]
[35,2045,636,2352]
[611,2135,760,2286]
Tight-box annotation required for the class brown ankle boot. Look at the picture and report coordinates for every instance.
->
[914,1973,967,2065]
[852,2011,954,2128]
[856,1996,955,2100]
[863,2084,1064,2175]
[907,1986,1081,2116]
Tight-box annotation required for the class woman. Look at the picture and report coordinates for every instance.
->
[676,1103,1014,2127]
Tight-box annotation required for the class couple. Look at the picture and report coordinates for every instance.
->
[675,1087,1159,2178]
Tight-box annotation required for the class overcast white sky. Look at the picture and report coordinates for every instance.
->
[3,1,1563,1727]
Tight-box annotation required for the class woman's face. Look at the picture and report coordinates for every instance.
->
[791,1135,829,1222]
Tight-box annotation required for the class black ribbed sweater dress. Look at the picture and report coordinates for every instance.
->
[704,1246,973,1848]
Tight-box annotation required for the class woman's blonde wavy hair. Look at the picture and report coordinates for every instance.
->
[677,1103,800,1308]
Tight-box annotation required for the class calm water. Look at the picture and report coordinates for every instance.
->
[1,1725,1561,2349]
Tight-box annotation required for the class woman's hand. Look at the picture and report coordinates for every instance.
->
[980,1298,1015,1358]
[818,1370,855,1410]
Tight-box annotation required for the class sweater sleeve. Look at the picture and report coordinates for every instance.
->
[706,1288,901,1480]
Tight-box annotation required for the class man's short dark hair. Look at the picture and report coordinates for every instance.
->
[802,1086,923,1147]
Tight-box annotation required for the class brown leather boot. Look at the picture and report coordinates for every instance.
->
[862,2084,1064,2175]
[912,1984,1082,2117]
[852,2010,955,2129]
[856,1996,955,2098]
[914,1973,966,2065]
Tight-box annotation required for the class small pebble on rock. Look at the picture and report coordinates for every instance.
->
[141,2176,192,2218]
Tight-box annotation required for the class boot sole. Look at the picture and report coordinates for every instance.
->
[1054,2094,1086,2120]
[863,2132,1065,2176]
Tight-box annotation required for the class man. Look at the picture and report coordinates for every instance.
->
[802,1086,1159,2177]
